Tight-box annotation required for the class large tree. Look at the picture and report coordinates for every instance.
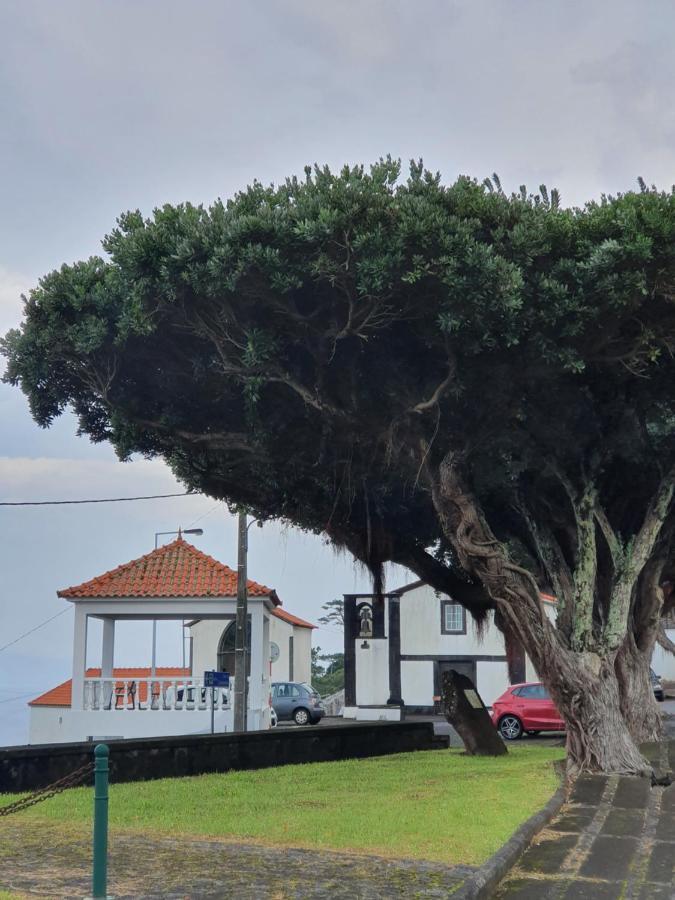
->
[4,161,675,774]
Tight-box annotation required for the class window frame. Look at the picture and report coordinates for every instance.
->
[440,599,467,635]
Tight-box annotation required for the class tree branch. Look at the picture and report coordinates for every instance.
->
[605,463,675,649]
[411,356,457,415]
[657,621,675,655]
[133,419,255,453]
[513,495,574,627]
[389,544,492,620]
[571,485,598,652]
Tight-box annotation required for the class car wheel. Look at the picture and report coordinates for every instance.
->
[526,730,541,736]
[294,708,310,725]
[499,715,523,741]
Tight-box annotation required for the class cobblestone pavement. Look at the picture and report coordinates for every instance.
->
[0,819,473,899]
[494,739,675,898]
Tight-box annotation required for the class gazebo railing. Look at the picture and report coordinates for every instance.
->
[82,677,231,712]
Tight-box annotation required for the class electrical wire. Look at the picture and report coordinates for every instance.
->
[0,491,198,507]
[0,691,42,705]
[0,608,71,654]
[186,501,223,530]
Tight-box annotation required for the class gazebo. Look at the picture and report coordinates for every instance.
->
[32,536,277,743]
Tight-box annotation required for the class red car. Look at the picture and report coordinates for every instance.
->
[491,682,565,740]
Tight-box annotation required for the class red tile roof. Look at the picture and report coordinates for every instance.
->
[57,538,279,604]
[272,608,315,630]
[29,667,190,707]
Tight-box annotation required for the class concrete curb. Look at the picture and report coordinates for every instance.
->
[452,775,566,899]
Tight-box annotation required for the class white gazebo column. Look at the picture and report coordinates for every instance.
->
[101,618,115,678]
[247,604,266,729]
[151,619,157,677]
[261,612,271,728]
[71,606,89,711]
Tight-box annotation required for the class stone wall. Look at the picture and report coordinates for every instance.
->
[0,720,440,793]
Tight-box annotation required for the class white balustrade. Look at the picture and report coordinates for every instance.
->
[82,677,231,712]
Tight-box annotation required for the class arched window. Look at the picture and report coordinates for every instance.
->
[217,619,251,676]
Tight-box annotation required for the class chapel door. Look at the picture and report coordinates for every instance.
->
[437,660,476,695]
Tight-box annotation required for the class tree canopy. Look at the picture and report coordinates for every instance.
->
[4,159,675,771]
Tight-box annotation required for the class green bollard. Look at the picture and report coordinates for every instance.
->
[92,744,109,899]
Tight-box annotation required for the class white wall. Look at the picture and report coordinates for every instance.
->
[190,613,312,685]
[476,661,510,705]
[400,659,509,707]
[190,618,229,678]
[29,705,238,744]
[292,628,312,683]
[400,585,506,656]
[652,632,675,680]
[525,654,539,683]
[401,660,433,706]
[355,639,389,706]
[269,615,293,681]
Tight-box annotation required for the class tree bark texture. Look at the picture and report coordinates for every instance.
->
[426,449,657,775]
[616,635,661,745]
[552,652,651,777]
[615,560,668,744]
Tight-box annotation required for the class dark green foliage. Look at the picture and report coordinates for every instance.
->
[4,160,675,640]
[311,647,345,696]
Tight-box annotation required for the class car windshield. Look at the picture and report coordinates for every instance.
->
[301,683,318,695]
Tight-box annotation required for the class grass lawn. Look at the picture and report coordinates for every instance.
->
[0,746,563,866]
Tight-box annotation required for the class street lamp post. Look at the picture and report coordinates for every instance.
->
[151,528,204,675]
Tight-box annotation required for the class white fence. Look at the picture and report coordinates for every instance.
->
[83,677,231,712]
[321,688,345,717]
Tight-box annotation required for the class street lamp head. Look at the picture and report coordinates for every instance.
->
[154,527,205,548]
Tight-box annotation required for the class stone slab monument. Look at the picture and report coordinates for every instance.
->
[441,669,507,756]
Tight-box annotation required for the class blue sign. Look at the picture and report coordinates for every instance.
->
[204,671,230,688]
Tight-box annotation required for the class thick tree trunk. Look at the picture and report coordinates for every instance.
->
[616,634,662,745]
[615,560,667,744]
[427,449,651,775]
[532,644,649,776]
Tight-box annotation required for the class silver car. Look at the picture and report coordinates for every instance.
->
[271,682,325,725]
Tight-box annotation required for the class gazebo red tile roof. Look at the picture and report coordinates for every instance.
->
[57,537,280,604]
[272,608,315,630]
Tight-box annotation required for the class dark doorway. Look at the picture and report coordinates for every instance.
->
[435,660,477,695]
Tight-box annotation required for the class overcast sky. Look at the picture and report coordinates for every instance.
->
[1,0,674,745]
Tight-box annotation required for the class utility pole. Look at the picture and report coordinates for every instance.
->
[233,510,248,731]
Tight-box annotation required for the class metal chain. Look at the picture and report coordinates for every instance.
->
[0,761,95,817]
